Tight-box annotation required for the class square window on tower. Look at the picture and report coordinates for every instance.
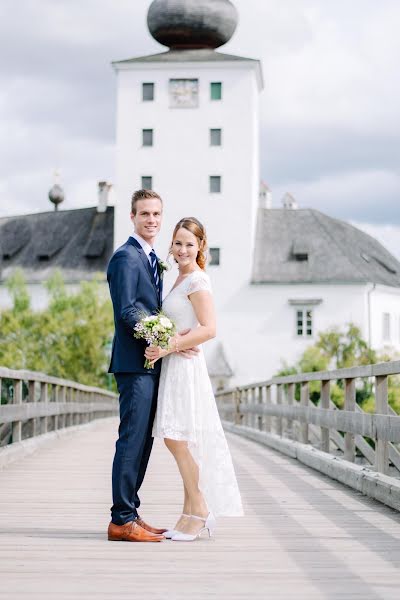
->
[210,82,222,100]
[141,176,152,190]
[209,176,221,193]
[210,129,222,146]
[142,129,153,146]
[142,83,154,101]
[209,248,220,266]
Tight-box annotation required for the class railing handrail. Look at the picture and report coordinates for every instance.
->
[0,366,118,448]
[0,366,117,398]
[217,360,400,392]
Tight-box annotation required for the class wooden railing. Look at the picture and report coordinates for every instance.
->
[216,361,400,477]
[0,367,118,447]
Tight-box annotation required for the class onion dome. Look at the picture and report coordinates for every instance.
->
[48,182,65,212]
[147,0,238,50]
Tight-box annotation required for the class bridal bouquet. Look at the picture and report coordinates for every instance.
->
[134,312,176,369]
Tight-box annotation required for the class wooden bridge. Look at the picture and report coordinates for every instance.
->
[1,363,400,599]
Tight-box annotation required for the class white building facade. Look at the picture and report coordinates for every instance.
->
[112,0,400,387]
[113,52,262,305]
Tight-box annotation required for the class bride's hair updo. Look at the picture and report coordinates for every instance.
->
[171,217,208,270]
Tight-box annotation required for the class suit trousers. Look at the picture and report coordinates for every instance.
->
[111,373,159,525]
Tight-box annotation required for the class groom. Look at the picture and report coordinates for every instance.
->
[107,189,167,542]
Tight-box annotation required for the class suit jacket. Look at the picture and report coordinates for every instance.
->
[107,236,163,374]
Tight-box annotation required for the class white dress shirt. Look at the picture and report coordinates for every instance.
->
[132,232,153,265]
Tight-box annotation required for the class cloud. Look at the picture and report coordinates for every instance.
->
[0,0,399,234]
[354,222,400,262]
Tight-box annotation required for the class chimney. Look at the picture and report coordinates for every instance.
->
[282,192,298,210]
[259,181,272,209]
[97,181,112,213]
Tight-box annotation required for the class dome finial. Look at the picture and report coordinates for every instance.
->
[48,169,65,212]
[147,0,238,50]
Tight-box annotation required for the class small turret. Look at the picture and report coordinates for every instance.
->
[282,192,298,210]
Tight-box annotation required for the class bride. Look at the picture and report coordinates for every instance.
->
[145,217,243,542]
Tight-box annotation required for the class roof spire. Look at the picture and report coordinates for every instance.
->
[48,169,65,212]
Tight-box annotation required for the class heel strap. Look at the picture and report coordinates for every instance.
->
[181,513,190,518]
[190,514,207,522]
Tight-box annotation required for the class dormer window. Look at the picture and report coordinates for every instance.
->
[291,240,309,262]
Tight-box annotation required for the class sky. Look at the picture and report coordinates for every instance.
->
[1,0,399,258]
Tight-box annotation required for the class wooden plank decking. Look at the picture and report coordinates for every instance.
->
[1,418,400,599]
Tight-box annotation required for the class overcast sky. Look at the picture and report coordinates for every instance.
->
[1,0,399,257]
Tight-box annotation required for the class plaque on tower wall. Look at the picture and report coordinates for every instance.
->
[169,79,199,108]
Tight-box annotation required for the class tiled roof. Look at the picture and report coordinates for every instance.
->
[252,208,400,287]
[0,207,114,283]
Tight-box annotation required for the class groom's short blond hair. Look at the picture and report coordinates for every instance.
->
[131,189,163,215]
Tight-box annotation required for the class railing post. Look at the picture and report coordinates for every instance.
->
[54,385,59,430]
[250,387,256,429]
[60,386,66,428]
[375,375,389,475]
[287,383,294,439]
[276,384,283,437]
[299,382,309,444]
[234,389,239,425]
[265,385,272,433]
[244,388,250,427]
[256,386,263,431]
[344,378,356,462]
[40,382,48,434]
[12,379,22,443]
[320,380,330,453]
[28,380,36,438]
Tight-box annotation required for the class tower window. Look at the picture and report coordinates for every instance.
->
[142,129,153,147]
[210,82,222,100]
[296,308,313,337]
[142,83,154,101]
[210,129,222,146]
[141,176,152,190]
[209,248,220,266]
[209,176,221,193]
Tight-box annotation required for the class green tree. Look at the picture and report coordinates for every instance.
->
[0,271,115,389]
[275,323,397,412]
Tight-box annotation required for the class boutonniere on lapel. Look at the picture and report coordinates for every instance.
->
[158,259,169,280]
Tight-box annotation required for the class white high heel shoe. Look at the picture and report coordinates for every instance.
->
[164,513,190,539]
[171,513,216,542]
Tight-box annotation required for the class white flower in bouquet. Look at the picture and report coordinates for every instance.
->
[134,311,177,369]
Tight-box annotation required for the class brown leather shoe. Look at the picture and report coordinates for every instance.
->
[137,517,168,535]
[108,520,164,542]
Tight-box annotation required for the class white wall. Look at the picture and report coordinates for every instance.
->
[370,284,400,352]
[114,58,261,307]
[212,282,370,386]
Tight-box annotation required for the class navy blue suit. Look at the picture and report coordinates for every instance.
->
[107,236,163,525]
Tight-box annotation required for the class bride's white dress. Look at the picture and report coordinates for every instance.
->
[152,270,243,517]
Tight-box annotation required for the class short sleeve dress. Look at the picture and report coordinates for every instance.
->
[152,270,243,517]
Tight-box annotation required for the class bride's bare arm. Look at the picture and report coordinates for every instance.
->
[145,290,216,364]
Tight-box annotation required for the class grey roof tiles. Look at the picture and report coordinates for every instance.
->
[0,207,114,283]
[252,208,400,287]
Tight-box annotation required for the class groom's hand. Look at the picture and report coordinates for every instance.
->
[177,329,200,359]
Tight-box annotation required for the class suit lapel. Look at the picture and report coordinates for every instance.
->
[128,237,159,301]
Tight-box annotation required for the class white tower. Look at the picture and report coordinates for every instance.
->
[113,0,263,305]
